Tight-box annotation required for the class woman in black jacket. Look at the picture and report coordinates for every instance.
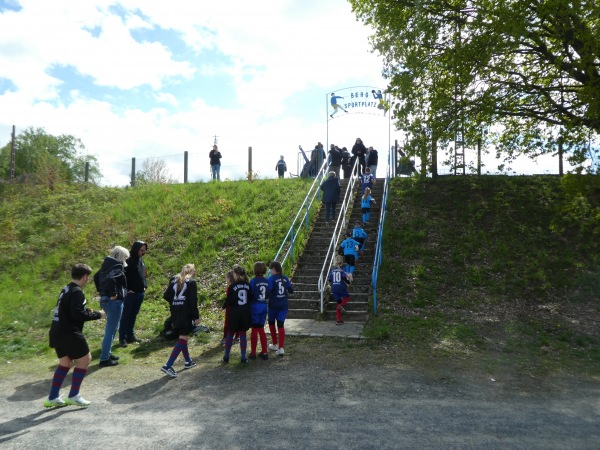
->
[119,240,148,347]
[320,171,341,226]
[351,138,367,175]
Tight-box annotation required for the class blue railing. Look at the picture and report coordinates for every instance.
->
[272,158,329,274]
[371,148,394,315]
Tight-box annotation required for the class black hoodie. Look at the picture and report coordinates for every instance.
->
[93,257,128,299]
[125,241,147,293]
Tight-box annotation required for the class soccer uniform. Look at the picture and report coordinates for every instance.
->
[49,282,102,359]
[352,226,368,251]
[164,277,200,336]
[361,195,376,224]
[161,277,200,375]
[249,276,270,357]
[249,276,270,326]
[224,281,252,332]
[328,266,351,323]
[360,173,375,193]
[339,237,360,274]
[267,273,294,353]
[267,274,293,323]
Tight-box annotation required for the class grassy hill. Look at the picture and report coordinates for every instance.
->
[371,175,599,377]
[0,175,598,379]
[0,178,314,359]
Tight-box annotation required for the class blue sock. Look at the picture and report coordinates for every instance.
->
[68,367,87,398]
[240,334,247,359]
[224,332,234,359]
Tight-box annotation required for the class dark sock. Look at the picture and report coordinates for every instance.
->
[68,367,87,398]
[49,364,70,399]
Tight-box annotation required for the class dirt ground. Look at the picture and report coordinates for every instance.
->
[1,335,599,450]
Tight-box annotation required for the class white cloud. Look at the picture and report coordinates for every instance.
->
[0,0,391,186]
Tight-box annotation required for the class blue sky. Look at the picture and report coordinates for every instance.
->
[0,0,396,185]
[0,0,572,184]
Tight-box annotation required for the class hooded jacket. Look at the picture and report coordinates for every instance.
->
[320,174,341,203]
[125,241,147,293]
[93,257,128,299]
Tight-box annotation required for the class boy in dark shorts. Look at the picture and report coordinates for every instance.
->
[45,264,104,408]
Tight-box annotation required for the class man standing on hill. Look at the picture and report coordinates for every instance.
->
[276,155,287,178]
[209,144,222,181]
[119,241,148,347]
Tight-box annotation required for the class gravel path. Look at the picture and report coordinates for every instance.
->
[1,344,599,450]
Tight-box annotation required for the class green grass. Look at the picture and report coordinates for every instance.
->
[0,178,314,359]
[0,174,599,382]
[374,175,600,377]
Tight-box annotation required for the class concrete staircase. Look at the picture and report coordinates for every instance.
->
[287,178,383,322]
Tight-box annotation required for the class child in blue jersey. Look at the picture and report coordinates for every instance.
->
[161,263,200,378]
[222,265,252,364]
[328,255,352,325]
[267,261,294,356]
[352,222,368,252]
[361,187,376,224]
[360,167,376,193]
[249,261,270,360]
[338,231,361,275]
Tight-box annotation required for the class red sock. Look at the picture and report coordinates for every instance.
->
[259,328,268,353]
[269,323,278,345]
[250,328,258,355]
[278,327,285,349]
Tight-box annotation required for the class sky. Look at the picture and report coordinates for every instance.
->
[0,0,571,186]
[0,0,397,185]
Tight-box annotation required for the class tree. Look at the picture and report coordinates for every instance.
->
[350,0,600,174]
[135,158,176,185]
[0,127,101,184]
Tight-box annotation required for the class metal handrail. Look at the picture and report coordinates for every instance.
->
[316,158,360,312]
[272,157,329,275]
[371,149,393,315]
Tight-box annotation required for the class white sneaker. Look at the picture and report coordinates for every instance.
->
[276,348,285,356]
[268,344,279,351]
[65,394,90,407]
[44,396,66,408]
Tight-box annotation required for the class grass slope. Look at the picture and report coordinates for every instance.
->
[369,175,600,378]
[0,178,313,359]
[0,175,598,382]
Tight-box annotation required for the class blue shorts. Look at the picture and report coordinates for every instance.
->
[331,289,349,301]
[251,303,268,325]
[268,305,288,323]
